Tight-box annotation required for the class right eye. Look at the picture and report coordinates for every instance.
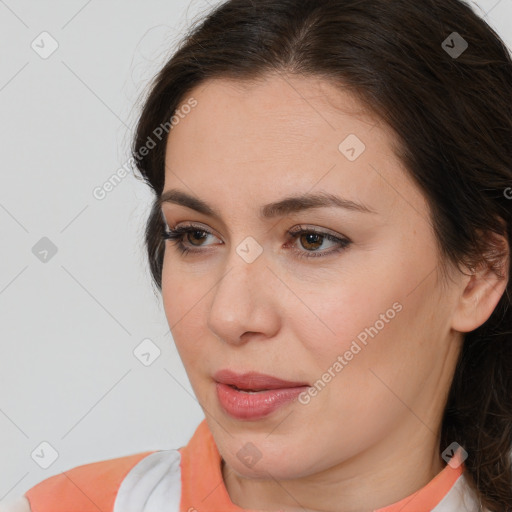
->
[162,224,221,255]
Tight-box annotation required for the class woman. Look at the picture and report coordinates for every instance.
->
[8,0,512,510]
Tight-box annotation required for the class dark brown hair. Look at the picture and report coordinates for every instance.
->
[131,0,512,509]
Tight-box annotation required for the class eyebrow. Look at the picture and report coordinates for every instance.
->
[158,189,377,219]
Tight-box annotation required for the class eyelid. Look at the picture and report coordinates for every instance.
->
[164,221,351,259]
[169,221,223,241]
[165,221,347,242]
[287,224,346,239]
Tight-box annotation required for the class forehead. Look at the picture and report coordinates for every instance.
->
[173,74,382,137]
[163,74,427,224]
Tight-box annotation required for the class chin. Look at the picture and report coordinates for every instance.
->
[221,435,320,481]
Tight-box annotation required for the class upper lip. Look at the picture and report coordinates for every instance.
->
[214,369,309,391]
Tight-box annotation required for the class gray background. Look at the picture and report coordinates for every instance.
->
[0,0,510,502]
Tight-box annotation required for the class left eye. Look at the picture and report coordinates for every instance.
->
[162,224,352,259]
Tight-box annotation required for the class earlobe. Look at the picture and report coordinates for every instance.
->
[451,238,510,334]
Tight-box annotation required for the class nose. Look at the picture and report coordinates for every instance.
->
[206,247,281,346]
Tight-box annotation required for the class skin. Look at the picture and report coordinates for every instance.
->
[160,73,508,512]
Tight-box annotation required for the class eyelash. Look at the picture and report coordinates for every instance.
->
[161,223,351,259]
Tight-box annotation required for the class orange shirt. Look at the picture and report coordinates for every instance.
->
[24,419,479,511]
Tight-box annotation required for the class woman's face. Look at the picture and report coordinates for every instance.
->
[160,74,464,481]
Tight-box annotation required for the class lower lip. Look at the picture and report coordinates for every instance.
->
[215,382,308,420]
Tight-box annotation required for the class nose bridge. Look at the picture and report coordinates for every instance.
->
[217,232,268,298]
[207,239,278,343]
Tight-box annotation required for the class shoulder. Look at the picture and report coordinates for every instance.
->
[22,450,156,512]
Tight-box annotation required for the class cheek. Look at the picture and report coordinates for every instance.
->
[161,263,206,360]
[295,273,406,364]
[301,261,444,415]
[286,282,433,453]
[294,252,440,393]
[161,250,206,324]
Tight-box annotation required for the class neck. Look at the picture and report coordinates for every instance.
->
[221,428,446,512]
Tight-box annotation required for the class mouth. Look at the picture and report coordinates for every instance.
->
[226,384,272,394]
[213,369,311,421]
[213,369,310,391]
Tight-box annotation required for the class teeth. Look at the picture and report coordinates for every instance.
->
[231,385,267,393]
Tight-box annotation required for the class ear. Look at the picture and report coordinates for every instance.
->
[451,231,510,333]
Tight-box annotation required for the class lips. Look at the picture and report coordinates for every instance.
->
[214,369,311,420]
[213,369,309,391]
